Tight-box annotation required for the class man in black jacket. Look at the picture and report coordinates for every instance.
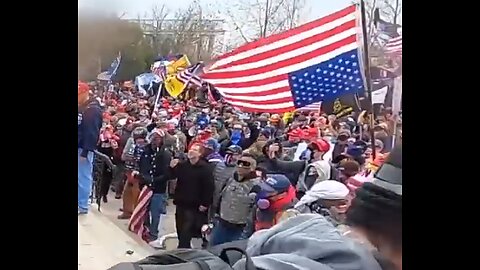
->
[169,143,214,248]
[138,129,172,242]
[78,82,102,215]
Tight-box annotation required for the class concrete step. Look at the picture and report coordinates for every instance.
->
[78,208,154,270]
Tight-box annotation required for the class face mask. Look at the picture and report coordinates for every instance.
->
[301,149,311,161]
[231,130,242,145]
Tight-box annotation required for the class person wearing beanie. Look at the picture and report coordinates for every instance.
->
[346,144,402,270]
[78,81,102,215]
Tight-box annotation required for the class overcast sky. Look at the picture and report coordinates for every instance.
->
[78,0,354,21]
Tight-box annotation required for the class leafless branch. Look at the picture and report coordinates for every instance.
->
[226,9,251,43]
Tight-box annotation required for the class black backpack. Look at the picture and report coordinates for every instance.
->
[107,245,255,270]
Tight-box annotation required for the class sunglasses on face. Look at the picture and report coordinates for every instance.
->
[237,160,252,167]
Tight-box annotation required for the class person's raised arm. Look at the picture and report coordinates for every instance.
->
[268,143,306,175]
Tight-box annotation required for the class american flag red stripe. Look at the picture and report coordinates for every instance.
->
[128,186,153,242]
[385,35,402,55]
[202,5,360,113]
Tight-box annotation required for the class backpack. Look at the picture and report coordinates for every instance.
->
[107,247,255,270]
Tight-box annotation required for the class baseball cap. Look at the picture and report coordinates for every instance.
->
[204,138,220,151]
[259,129,271,138]
[258,174,291,194]
[226,145,243,155]
[309,138,331,152]
[346,144,365,158]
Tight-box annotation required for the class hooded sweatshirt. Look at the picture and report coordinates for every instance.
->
[232,214,383,270]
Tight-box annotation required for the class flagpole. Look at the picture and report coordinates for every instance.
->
[152,83,163,118]
[360,0,377,160]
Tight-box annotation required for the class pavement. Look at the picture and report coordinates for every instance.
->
[78,193,179,270]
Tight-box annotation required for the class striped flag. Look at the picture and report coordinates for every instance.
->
[151,62,167,81]
[202,5,365,113]
[296,101,322,112]
[177,63,203,87]
[128,186,153,242]
[385,35,402,56]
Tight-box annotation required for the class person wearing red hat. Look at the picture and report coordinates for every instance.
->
[78,81,102,215]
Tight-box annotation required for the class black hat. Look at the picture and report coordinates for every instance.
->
[372,143,402,196]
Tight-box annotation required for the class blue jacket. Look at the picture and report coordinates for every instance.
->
[78,99,102,158]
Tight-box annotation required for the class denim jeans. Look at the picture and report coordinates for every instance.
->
[209,219,245,246]
[149,193,167,240]
[78,148,94,213]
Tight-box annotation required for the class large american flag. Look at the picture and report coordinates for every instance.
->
[202,5,365,113]
[385,35,402,56]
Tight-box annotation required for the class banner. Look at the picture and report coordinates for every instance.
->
[392,76,402,116]
[371,86,388,104]
[164,75,186,98]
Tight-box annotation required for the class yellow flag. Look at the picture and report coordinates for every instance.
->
[283,111,293,123]
[166,55,191,75]
[164,75,186,98]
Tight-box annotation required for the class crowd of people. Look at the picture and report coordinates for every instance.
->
[78,80,402,270]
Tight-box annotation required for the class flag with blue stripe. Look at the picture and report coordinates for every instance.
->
[97,52,121,81]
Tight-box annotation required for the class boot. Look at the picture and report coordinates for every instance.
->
[117,212,132,219]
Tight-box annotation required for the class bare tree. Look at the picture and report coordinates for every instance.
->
[139,1,225,62]
[381,0,402,25]
[150,5,170,53]
[220,0,305,46]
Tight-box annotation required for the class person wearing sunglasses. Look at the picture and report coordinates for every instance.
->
[209,153,261,246]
